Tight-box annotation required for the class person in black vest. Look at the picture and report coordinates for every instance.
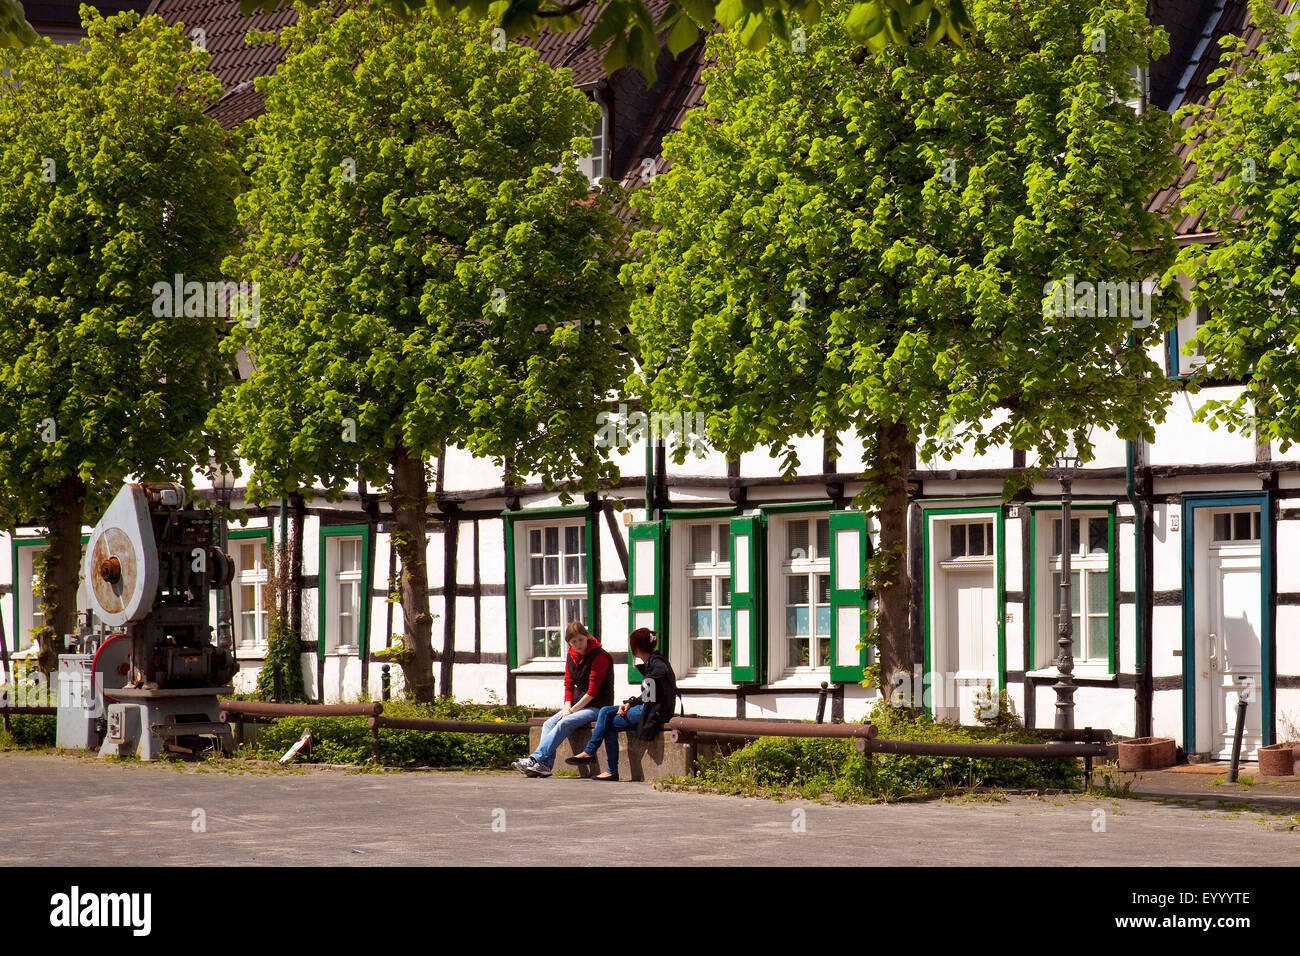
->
[567,627,677,781]
[512,621,613,777]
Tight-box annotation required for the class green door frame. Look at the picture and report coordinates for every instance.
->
[1180,492,1274,754]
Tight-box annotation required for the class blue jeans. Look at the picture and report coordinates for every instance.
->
[530,706,599,769]
[583,704,644,773]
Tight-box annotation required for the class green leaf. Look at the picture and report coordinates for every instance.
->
[666,12,700,55]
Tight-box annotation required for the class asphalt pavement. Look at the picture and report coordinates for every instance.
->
[2,752,1297,866]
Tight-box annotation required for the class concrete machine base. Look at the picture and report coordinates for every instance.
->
[99,685,234,761]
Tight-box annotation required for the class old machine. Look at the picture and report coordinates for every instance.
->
[83,482,237,759]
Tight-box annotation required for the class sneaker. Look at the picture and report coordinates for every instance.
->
[511,757,535,776]
[530,760,553,778]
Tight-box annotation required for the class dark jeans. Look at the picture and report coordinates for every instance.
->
[582,704,644,773]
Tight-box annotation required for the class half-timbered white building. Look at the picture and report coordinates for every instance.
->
[4,0,1297,761]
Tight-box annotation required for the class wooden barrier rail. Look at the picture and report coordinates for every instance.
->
[368,716,530,735]
[219,700,381,718]
[217,701,1109,781]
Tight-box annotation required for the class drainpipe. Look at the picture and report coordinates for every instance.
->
[644,432,656,521]
[1126,439,1153,737]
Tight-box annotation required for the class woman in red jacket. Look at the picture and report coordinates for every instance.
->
[511,621,614,777]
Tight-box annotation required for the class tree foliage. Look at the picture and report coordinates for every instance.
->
[0,9,242,668]
[1174,0,1300,445]
[624,0,1184,690]
[216,3,630,699]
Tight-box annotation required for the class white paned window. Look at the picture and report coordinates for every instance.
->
[949,520,995,559]
[234,537,270,649]
[1212,510,1260,543]
[678,521,731,672]
[779,516,831,674]
[329,536,362,653]
[524,522,587,661]
[576,103,608,184]
[1042,515,1110,667]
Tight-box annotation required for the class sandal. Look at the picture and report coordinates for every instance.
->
[565,752,598,764]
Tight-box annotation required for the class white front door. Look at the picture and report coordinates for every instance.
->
[1203,544,1263,759]
[936,565,998,724]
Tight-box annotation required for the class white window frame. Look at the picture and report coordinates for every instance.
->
[1032,512,1112,673]
[769,514,832,682]
[576,99,608,185]
[232,533,270,652]
[672,518,733,681]
[518,519,588,666]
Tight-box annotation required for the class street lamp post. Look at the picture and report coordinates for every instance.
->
[1053,440,1083,731]
[211,459,235,652]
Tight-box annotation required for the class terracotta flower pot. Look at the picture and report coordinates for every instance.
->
[1117,736,1176,771]
[1257,742,1300,777]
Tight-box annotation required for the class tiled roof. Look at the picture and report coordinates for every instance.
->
[1146,0,1287,236]
[145,0,295,126]
[1148,0,1225,111]
[145,0,701,129]
[618,38,707,191]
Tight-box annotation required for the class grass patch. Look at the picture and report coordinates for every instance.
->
[669,705,1083,803]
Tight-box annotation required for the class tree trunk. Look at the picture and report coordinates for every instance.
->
[37,477,86,674]
[874,421,915,705]
[391,442,436,702]
[288,495,304,640]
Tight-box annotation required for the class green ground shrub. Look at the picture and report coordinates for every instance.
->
[689,704,1083,802]
[0,714,57,750]
[247,697,535,768]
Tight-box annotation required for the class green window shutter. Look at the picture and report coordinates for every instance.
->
[729,515,766,685]
[627,520,666,683]
[829,509,869,683]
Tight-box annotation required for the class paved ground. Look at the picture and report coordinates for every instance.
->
[2,752,1297,866]
[1116,764,1300,811]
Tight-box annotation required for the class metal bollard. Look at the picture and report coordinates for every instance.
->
[815,682,828,724]
[381,664,390,702]
[1228,696,1249,783]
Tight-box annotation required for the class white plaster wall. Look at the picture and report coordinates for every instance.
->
[1275,689,1300,741]
[1034,684,1134,737]
[1276,607,1300,678]
[1150,504,1182,593]
[1148,388,1256,467]
[441,444,505,492]
[1151,606,1184,678]
[663,445,729,479]
[1152,688,1183,743]
[480,594,508,656]
[1277,521,1300,595]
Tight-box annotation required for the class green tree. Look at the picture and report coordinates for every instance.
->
[217,3,630,701]
[0,0,36,48]
[237,0,974,80]
[0,8,243,671]
[1173,0,1300,444]
[624,0,1183,697]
